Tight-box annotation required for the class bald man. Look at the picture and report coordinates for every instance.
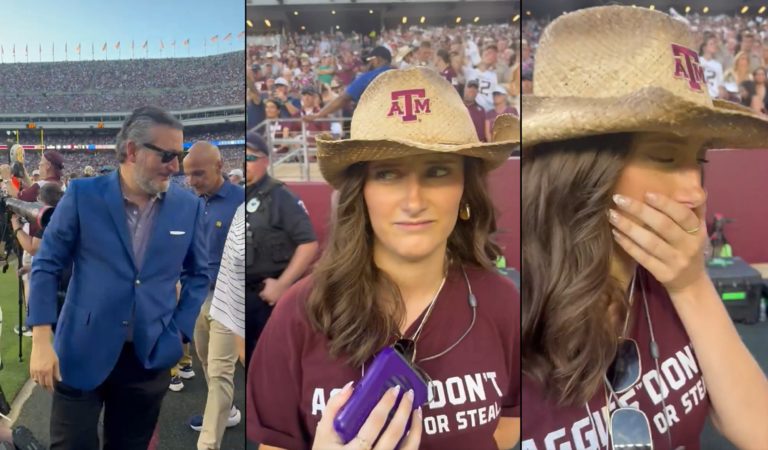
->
[182,141,244,449]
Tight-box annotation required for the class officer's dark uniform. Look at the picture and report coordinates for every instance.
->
[246,173,316,367]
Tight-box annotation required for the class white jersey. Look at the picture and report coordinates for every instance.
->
[464,66,498,111]
[700,56,724,99]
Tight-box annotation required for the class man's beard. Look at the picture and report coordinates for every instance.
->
[134,164,169,196]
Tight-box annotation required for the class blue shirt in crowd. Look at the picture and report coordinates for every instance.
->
[345,65,394,102]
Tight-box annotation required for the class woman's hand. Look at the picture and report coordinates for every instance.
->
[312,382,423,450]
[609,192,709,295]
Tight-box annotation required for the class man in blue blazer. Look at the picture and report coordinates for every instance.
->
[27,106,210,450]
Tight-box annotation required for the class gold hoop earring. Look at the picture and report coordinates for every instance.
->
[459,203,471,221]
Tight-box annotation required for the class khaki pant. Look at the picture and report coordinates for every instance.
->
[169,343,193,378]
[195,293,238,449]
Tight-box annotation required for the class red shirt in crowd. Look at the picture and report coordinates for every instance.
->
[465,101,487,142]
[247,265,521,450]
[522,269,710,450]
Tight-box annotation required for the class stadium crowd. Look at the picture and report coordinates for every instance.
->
[9,146,240,185]
[247,23,519,143]
[9,129,244,147]
[0,51,243,113]
[523,11,768,114]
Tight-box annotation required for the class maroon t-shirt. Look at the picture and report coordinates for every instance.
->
[465,101,487,142]
[522,270,710,450]
[247,265,520,450]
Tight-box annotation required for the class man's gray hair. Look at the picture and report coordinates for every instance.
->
[115,106,183,163]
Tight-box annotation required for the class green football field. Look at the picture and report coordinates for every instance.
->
[0,260,33,405]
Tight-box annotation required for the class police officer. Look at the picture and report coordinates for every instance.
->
[245,132,318,367]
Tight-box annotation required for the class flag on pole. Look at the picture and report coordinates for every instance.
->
[102,42,107,52]
[38,43,42,61]
[237,31,245,39]
[142,40,148,49]
[25,44,28,56]
[115,41,120,49]
[76,43,81,54]
[171,40,176,47]
[65,42,68,60]
[159,40,164,50]
[183,39,190,46]
[210,35,219,43]
[223,32,232,41]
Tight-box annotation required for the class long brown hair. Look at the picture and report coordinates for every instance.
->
[307,156,501,367]
[522,134,631,406]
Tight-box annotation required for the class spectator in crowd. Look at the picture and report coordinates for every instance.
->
[463,79,487,142]
[484,86,517,141]
[754,66,768,112]
[740,79,762,113]
[31,170,40,183]
[435,48,459,91]
[737,30,763,71]
[394,45,416,69]
[724,51,752,86]
[701,33,725,99]
[305,46,394,122]
[464,44,502,111]
[315,54,336,86]
[228,169,244,186]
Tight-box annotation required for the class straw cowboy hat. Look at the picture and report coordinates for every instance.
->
[316,67,518,188]
[492,114,520,143]
[394,45,415,64]
[523,5,768,150]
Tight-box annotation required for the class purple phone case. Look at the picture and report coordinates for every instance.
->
[333,347,429,445]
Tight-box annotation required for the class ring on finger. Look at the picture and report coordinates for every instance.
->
[354,435,372,450]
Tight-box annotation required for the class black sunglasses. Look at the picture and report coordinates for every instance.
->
[246,154,266,162]
[140,142,183,164]
[605,338,653,450]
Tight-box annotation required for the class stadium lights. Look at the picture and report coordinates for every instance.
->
[420,16,426,24]
[685,6,691,13]
[526,11,532,16]
[455,16,462,23]
[703,6,709,13]
[742,6,749,14]
[649,5,655,11]
[369,9,373,14]
[512,14,520,22]
[246,19,253,28]
[760,6,767,14]
[293,11,298,16]
[301,25,306,30]
[331,10,336,15]
[264,19,272,28]
[336,25,340,30]
[473,16,480,23]
[402,16,408,24]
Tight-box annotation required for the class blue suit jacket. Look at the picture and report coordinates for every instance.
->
[27,171,210,390]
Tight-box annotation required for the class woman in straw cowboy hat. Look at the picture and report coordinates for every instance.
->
[247,67,520,450]
[521,6,768,450]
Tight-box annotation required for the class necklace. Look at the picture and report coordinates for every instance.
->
[362,273,447,377]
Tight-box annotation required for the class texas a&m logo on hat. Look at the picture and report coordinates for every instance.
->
[671,43,705,92]
[387,88,431,122]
